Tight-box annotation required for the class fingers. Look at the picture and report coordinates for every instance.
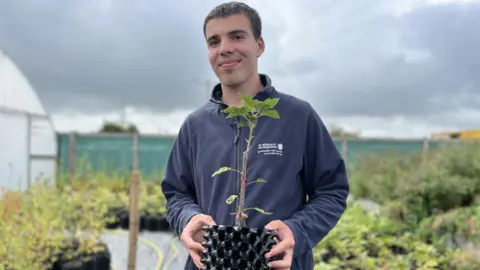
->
[190,249,205,269]
[267,249,293,269]
[265,220,282,231]
[202,215,217,226]
[181,214,217,269]
[195,214,217,228]
[184,237,205,252]
[266,238,294,258]
[183,236,207,268]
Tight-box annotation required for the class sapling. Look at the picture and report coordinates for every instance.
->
[211,94,280,227]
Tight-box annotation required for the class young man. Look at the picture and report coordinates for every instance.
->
[161,2,349,269]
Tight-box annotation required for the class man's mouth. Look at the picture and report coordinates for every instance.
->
[219,59,241,68]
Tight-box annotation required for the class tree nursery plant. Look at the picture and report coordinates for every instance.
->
[0,182,112,270]
[201,94,282,270]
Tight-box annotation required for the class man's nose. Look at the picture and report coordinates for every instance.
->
[219,39,234,55]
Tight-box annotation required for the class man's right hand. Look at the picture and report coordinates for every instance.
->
[180,214,216,269]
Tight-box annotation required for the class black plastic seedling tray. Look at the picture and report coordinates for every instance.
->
[200,225,282,270]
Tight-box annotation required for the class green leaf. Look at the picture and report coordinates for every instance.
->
[226,113,237,119]
[247,178,266,185]
[212,167,236,177]
[262,109,280,119]
[225,195,238,205]
[262,98,279,108]
[223,106,246,118]
[248,207,273,215]
[239,121,249,127]
[240,94,256,110]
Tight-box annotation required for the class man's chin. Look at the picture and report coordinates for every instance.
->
[219,75,242,88]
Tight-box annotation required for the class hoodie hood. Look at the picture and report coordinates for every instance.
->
[209,74,276,108]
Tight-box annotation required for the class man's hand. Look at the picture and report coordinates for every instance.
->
[180,214,216,269]
[264,220,295,269]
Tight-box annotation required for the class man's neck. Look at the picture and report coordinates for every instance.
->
[221,74,264,107]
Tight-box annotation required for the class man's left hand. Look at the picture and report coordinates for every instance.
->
[264,220,295,269]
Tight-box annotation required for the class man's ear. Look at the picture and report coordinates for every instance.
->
[256,36,265,57]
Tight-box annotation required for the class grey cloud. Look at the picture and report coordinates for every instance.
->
[0,0,479,126]
[0,0,225,113]
[295,2,480,120]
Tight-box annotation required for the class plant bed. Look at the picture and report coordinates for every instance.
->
[79,242,111,270]
[118,209,130,229]
[201,95,282,269]
[201,225,280,269]
[158,216,170,231]
[110,208,169,232]
[0,183,112,270]
[139,214,147,231]
[49,237,111,270]
[104,207,124,229]
[312,204,480,269]
[144,213,170,232]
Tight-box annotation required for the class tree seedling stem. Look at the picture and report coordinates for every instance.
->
[211,94,280,227]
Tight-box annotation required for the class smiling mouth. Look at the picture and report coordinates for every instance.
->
[219,59,241,68]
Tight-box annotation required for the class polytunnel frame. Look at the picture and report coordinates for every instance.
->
[0,47,59,191]
[0,90,58,191]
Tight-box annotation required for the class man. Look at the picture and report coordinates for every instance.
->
[160,2,349,269]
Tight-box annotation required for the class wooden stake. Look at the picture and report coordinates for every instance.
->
[127,170,141,270]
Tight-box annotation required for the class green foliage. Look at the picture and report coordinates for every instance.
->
[417,205,480,249]
[349,142,480,226]
[0,181,109,269]
[314,203,480,269]
[99,121,139,133]
[343,141,480,269]
[0,171,168,269]
[223,94,280,124]
[226,195,238,205]
[211,166,240,177]
[212,94,280,227]
[327,124,361,138]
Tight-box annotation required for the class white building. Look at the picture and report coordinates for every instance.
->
[0,48,57,191]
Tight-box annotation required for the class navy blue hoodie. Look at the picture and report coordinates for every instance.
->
[161,74,349,270]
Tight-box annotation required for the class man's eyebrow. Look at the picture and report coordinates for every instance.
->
[228,29,248,36]
[206,29,249,42]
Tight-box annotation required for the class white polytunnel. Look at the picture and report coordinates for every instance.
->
[0,48,57,191]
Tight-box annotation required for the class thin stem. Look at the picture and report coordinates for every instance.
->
[234,121,256,227]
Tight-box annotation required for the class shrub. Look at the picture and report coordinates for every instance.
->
[417,205,480,249]
[0,181,109,269]
[313,203,480,269]
[349,141,480,226]
[348,149,422,204]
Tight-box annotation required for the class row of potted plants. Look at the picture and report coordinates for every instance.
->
[55,174,172,232]
[1,175,174,269]
[313,201,480,269]
[0,183,112,270]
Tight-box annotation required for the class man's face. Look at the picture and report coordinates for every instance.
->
[205,14,264,88]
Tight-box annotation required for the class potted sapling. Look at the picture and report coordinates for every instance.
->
[201,94,282,269]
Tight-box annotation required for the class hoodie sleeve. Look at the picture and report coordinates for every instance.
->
[283,104,349,257]
[161,119,203,237]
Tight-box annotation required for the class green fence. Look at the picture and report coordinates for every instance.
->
[57,133,175,179]
[57,133,448,180]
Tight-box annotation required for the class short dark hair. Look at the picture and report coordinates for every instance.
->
[203,2,262,39]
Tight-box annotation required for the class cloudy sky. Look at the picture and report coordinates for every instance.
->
[0,0,479,138]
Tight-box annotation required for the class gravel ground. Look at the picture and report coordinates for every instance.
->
[101,230,189,270]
